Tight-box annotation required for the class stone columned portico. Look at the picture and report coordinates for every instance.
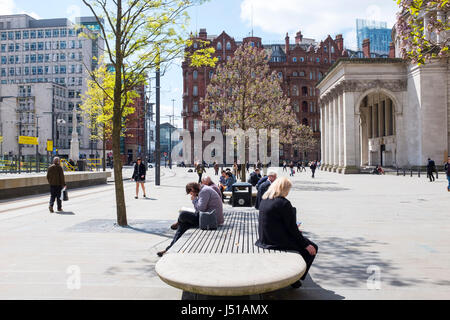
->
[317,59,408,173]
[318,58,449,173]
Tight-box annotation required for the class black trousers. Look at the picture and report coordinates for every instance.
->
[166,210,199,251]
[50,185,63,209]
[298,240,319,280]
[197,173,203,183]
[428,170,435,182]
[311,169,316,178]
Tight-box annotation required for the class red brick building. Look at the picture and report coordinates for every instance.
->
[182,29,348,163]
[105,84,146,165]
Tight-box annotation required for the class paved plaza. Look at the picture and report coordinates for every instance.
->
[0,166,449,300]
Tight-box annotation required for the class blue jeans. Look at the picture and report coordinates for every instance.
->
[447,175,450,189]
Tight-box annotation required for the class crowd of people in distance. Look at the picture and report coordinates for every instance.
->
[282,160,319,178]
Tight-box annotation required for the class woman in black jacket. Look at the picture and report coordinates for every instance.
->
[255,177,318,288]
[132,158,147,199]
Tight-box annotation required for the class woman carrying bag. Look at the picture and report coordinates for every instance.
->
[132,157,147,199]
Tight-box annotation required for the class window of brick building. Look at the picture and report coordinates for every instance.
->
[193,101,198,112]
[302,101,308,113]
[292,85,299,96]
[193,70,198,80]
[302,86,308,96]
[292,57,297,62]
[226,42,231,50]
[193,85,198,96]
[217,42,222,50]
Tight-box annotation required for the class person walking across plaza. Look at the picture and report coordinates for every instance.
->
[157,182,223,257]
[310,160,317,178]
[445,157,450,192]
[46,157,66,213]
[427,158,436,182]
[196,162,206,183]
[213,162,220,176]
[289,161,295,177]
[256,177,318,288]
[132,157,147,199]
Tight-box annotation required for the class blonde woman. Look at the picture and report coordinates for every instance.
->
[255,177,318,289]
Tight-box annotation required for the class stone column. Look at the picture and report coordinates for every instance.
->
[327,99,333,171]
[320,103,326,170]
[333,95,339,172]
[338,93,344,172]
[342,91,359,173]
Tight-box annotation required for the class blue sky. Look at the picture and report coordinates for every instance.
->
[1,0,400,127]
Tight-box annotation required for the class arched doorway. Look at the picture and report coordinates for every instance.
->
[359,91,397,167]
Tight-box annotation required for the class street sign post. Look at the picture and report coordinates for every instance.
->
[47,140,53,152]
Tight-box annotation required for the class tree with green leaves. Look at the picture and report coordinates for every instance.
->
[80,60,138,171]
[81,0,215,226]
[201,43,315,182]
[395,0,449,64]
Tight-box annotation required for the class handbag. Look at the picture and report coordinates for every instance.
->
[62,186,69,201]
[199,209,217,230]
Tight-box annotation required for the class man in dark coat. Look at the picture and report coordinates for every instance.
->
[445,157,450,192]
[255,171,277,209]
[248,168,262,187]
[310,160,317,178]
[46,157,66,212]
[427,158,436,182]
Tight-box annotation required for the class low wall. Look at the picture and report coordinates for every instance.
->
[0,171,112,200]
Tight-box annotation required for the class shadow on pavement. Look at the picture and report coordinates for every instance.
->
[56,211,75,215]
[261,274,345,300]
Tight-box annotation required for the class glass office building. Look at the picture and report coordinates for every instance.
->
[356,19,392,55]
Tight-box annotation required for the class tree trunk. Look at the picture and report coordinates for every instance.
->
[112,0,127,227]
[240,163,246,182]
[102,129,106,172]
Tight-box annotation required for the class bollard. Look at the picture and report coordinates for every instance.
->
[436,170,438,179]
[403,169,406,176]
[410,169,413,177]
[418,169,420,178]
[397,168,399,176]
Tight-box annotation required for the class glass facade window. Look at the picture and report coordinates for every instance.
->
[8,44,14,52]
[8,32,14,40]
[60,28,67,37]
[60,41,66,49]
[1,32,6,41]
[15,31,21,40]
[45,29,52,38]
[37,30,44,38]
[53,29,59,37]
[23,30,29,39]
[38,54,43,63]
[30,54,36,63]
[30,31,36,39]
[0,44,5,53]
[38,42,44,50]
[30,43,36,51]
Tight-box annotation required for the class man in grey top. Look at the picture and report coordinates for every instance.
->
[157,182,223,257]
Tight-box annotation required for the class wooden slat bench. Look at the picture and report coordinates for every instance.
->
[155,209,307,296]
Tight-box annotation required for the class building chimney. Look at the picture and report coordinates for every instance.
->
[335,34,344,52]
[389,41,395,58]
[295,31,303,45]
[199,28,207,39]
[362,38,371,58]
[285,33,290,54]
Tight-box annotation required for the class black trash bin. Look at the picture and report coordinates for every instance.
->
[77,160,86,171]
[231,182,252,207]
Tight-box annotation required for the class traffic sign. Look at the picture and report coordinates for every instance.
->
[19,136,38,145]
[47,140,53,152]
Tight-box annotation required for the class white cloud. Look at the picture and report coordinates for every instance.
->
[0,0,40,19]
[240,0,399,50]
[0,0,15,15]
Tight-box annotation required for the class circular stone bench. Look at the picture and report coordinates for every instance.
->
[155,209,307,296]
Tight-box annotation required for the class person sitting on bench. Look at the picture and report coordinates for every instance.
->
[256,177,318,289]
[248,168,262,187]
[157,182,223,257]
[224,171,236,191]
[255,171,277,210]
